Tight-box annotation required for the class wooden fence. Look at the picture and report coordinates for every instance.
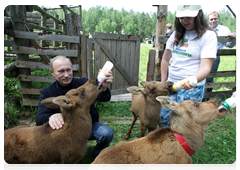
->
[94,32,140,95]
[147,36,236,98]
[4,5,141,106]
[4,5,89,106]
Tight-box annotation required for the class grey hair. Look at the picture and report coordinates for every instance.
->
[50,56,73,72]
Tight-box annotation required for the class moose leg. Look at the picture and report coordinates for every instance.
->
[140,123,147,138]
[148,127,155,134]
[124,114,137,140]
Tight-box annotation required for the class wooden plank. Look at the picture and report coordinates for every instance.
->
[27,23,64,34]
[207,71,236,78]
[94,32,140,41]
[148,50,155,81]
[18,74,55,82]
[19,87,43,95]
[218,36,236,43]
[31,5,64,24]
[205,82,236,88]
[12,46,78,57]
[158,36,169,42]
[81,35,87,78]
[9,30,79,43]
[15,60,79,71]
[25,25,50,63]
[94,37,101,79]
[110,93,132,102]
[116,39,123,89]
[134,40,140,84]
[4,40,14,47]
[10,5,32,93]
[111,89,129,96]
[217,49,236,56]
[22,98,39,106]
[94,38,137,86]
[86,38,93,79]
[204,90,234,99]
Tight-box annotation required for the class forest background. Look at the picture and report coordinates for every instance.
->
[42,5,236,41]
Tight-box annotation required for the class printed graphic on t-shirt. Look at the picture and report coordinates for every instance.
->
[172,37,192,58]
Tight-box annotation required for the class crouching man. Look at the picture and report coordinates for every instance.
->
[36,56,114,158]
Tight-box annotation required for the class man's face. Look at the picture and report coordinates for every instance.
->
[208,14,219,29]
[50,58,73,86]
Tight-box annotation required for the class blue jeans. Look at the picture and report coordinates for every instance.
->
[159,85,205,128]
[88,122,114,158]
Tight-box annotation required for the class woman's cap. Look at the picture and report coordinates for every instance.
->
[176,5,202,18]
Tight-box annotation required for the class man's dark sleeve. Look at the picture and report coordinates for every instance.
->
[36,89,61,126]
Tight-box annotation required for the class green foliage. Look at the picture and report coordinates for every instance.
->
[42,5,236,41]
[4,105,20,128]
[218,9,236,32]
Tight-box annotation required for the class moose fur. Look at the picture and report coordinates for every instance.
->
[124,81,177,139]
[92,96,227,164]
[4,78,104,164]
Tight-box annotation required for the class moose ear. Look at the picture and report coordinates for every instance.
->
[156,96,180,112]
[140,81,148,87]
[127,86,146,95]
[53,96,73,109]
[41,97,60,109]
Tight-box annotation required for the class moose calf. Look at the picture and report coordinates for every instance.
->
[124,81,177,139]
[92,96,227,164]
[4,78,104,164]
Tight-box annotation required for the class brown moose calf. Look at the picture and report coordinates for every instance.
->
[4,78,104,164]
[124,81,177,139]
[92,96,227,164]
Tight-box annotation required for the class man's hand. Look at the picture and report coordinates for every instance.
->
[98,70,113,90]
[228,33,236,38]
[49,113,64,130]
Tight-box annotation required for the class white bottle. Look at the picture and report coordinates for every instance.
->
[172,76,197,91]
[97,61,114,86]
[222,96,236,109]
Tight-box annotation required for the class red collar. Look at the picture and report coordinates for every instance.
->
[173,132,195,156]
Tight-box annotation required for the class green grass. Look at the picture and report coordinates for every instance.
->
[138,44,155,85]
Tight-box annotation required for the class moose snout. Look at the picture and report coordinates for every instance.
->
[167,82,177,95]
[93,78,99,86]
[217,99,223,105]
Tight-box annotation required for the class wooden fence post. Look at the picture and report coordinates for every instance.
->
[53,14,59,47]
[40,8,47,47]
[154,5,168,81]
[9,5,32,90]
[65,13,81,77]
[62,5,69,49]
[78,5,83,32]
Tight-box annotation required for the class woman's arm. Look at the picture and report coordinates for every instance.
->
[195,58,214,82]
[183,58,214,91]
[161,49,172,82]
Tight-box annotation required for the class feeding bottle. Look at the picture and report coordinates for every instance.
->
[172,76,197,91]
[222,96,236,109]
[97,61,114,88]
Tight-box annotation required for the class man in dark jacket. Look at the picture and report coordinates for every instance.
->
[36,56,114,158]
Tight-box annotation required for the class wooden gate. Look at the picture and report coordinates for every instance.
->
[94,32,140,95]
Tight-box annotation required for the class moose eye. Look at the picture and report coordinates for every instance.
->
[81,91,85,96]
[194,103,200,107]
[151,88,156,93]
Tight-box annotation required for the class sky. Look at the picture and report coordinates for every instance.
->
[41,1,238,17]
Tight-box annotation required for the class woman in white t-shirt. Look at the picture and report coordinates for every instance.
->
[160,5,217,127]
